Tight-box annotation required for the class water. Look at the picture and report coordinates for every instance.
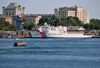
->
[0,38,100,68]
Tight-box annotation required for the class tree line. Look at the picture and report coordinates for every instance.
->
[0,22,36,31]
[0,16,100,31]
[38,15,100,30]
[0,22,17,31]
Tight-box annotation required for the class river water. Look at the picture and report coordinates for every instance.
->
[0,38,100,68]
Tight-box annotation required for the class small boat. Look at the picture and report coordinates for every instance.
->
[15,36,24,40]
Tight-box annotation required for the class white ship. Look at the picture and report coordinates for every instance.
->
[31,23,92,38]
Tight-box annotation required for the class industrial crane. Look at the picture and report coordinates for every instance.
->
[14,5,25,35]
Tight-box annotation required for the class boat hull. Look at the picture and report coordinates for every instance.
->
[31,32,92,38]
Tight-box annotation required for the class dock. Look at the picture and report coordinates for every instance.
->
[92,36,100,38]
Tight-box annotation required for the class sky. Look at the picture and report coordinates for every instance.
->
[0,0,100,21]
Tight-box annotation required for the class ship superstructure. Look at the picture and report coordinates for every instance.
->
[31,23,92,38]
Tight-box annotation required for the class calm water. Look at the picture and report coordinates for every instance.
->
[0,38,100,68]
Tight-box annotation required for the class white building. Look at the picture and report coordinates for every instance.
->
[54,6,89,24]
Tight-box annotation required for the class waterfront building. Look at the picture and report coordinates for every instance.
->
[2,3,25,17]
[54,6,89,24]
[0,14,11,25]
[35,14,53,18]
[67,26,85,33]
[2,3,54,25]
[2,3,42,25]
[2,3,25,25]
[24,14,53,24]
[24,14,41,25]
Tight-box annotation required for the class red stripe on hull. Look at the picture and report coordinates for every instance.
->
[40,32,46,38]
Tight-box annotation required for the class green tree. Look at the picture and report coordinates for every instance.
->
[51,15,57,20]
[95,25,100,30]
[23,22,29,29]
[4,22,10,26]
[98,31,100,35]
[38,17,46,26]
[5,27,9,31]
[28,23,35,30]
[9,25,17,31]
[90,23,95,29]
[57,21,65,26]
[68,18,78,26]
[45,18,49,22]
[0,25,3,30]
[84,24,90,30]
[48,20,55,26]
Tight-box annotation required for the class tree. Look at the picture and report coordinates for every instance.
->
[51,15,57,20]
[45,18,49,22]
[28,23,35,30]
[95,25,100,30]
[48,20,55,26]
[0,25,3,30]
[38,18,46,26]
[4,22,10,26]
[68,18,78,26]
[90,23,95,29]
[98,31,100,35]
[9,25,17,31]
[90,19,100,30]
[57,21,65,26]
[23,22,29,29]
[73,17,83,26]
[84,24,90,30]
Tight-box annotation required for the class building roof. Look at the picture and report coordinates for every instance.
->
[67,26,79,30]
[6,3,19,9]
[67,26,85,30]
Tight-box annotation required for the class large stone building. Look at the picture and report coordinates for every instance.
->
[0,14,11,25]
[2,3,42,25]
[3,3,25,17]
[54,6,89,24]
[2,3,25,25]
[2,3,54,25]
[25,14,41,24]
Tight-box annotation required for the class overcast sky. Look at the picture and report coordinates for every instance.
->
[0,0,100,20]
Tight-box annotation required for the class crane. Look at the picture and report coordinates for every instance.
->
[13,5,25,35]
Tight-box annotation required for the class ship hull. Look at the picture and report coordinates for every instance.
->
[31,32,92,38]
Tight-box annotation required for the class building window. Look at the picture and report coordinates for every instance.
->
[71,31,73,32]
[33,19,34,23]
[9,12,11,16]
[81,31,82,32]
[30,19,32,23]
[75,30,77,32]
[6,12,8,16]
[12,12,14,15]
